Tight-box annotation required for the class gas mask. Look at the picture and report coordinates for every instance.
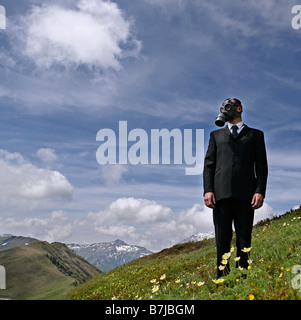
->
[215,99,240,127]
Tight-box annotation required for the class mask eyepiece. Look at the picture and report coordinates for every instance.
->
[224,104,232,111]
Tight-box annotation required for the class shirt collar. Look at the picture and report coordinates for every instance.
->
[228,121,244,130]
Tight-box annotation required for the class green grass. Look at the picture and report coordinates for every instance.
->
[69,207,301,300]
[0,241,101,300]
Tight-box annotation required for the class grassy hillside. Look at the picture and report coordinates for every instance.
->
[69,207,301,300]
[0,240,101,300]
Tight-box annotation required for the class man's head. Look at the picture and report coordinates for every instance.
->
[215,98,243,127]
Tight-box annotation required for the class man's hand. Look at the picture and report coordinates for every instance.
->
[204,192,216,209]
[251,193,264,209]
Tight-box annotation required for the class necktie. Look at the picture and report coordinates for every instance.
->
[232,125,238,139]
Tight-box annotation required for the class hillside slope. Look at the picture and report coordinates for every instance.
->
[69,207,301,300]
[0,240,101,300]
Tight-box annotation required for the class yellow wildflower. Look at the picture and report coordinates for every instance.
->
[175,279,181,284]
[111,296,117,300]
[247,259,253,264]
[212,278,225,284]
[248,266,251,270]
[160,274,166,280]
[279,272,283,278]
[152,285,159,293]
[234,257,241,261]
[249,294,255,300]
[221,259,228,265]
[241,247,251,253]
[230,246,235,253]
[218,265,225,270]
[150,279,157,284]
[197,281,205,286]
[222,252,231,260]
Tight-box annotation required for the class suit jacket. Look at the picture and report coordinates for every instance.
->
[203,125,268,203]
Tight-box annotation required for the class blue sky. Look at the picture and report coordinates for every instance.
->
[0,0,301,251]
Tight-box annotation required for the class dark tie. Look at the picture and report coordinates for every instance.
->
[232,125,238,139]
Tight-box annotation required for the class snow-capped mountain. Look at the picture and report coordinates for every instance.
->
[67,239,152,272]
[179,231,214,244]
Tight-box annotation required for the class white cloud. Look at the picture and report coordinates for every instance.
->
[0,149,73,211]
[17,0,141,70]
[87,196,276,251]
[3,210,73,242]
[89,197,172,225]
[254,202,276,224]
[87,197,212,251]
[99,164,128,185]
[95,225,136,239]
[36,148,57,163]
[178,203,213,231]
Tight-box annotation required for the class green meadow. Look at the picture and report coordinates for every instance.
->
[69,207,301,301]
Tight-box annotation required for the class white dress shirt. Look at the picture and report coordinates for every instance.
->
[228,121,245,134]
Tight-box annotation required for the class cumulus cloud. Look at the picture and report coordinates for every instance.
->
[0,149,73,211]
[3,210,73,242]
[36,148,57,163]
[89,197,172,225]
[87,196,275,251]
[88,197,211,251]
[16,0,141,70]
[95,225,137,239]
[254,202,277,224]
[99,164,128,185]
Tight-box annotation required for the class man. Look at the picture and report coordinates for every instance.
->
[203,98,268,278]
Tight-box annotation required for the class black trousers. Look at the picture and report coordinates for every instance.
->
[213,197,254,278]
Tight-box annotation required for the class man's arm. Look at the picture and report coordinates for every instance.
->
[203,132,216,208]
[254,131,268,196]
[252,131,268,209]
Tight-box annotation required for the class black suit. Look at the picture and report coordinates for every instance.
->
[203,125,268,277]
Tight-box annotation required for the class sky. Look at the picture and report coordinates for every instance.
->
[0,0,301,252]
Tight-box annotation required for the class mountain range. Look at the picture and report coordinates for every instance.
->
[0,235,101,299]
[67,239,153,272]
[0,231,213,299]
[178,231,214,244]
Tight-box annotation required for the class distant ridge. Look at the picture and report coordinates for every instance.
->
[179,231,214,244]
[0,235,38,251]
[67,239,152,272]
[0,235,101,299]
